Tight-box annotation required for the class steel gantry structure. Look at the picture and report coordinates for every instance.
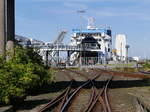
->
[31,43,104,67]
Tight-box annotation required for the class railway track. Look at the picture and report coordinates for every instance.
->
[139,70,150,74]
[82,77,113,112]
[66,69,89,80]
[38,69,113,112]
[94,69,150,79]
[37,68,150,112]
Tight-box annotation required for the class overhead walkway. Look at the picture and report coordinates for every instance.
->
[32,44,102,52]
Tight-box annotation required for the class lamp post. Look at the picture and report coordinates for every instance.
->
[126,45,130,64]
[77,10,85,31]
[6,0,15,61]
[77,10,85,67]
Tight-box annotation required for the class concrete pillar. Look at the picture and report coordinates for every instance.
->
[0,0,5,55]
[57,51,59,67]
[67,51,70,67]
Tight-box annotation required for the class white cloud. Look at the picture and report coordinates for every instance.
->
[28,0,150,22]
[63,2,88,10]
[88,9,150,21]
[47,9,75,14]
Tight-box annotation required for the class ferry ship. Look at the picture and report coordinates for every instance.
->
[69,18,112,65]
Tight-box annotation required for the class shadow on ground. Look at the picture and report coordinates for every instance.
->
[13,99,50,111]
[29,79,150,96]
[10,79,150,111]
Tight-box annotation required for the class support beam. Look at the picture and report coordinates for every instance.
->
[46,51,49,67]
[0,0,5,55]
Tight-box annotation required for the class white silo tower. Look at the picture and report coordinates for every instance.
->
[115,34,127,61]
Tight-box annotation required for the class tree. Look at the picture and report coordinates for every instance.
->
[0,46,55,104]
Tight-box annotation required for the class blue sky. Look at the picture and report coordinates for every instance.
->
[15,0,150,58]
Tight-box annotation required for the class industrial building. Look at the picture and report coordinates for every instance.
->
[115,34,127,61]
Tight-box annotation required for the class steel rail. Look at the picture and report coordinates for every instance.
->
[104,77,113,112]
[139,70,150,74]
[38,80,74,112]
[61,70,75,80]
[38,89,66,112]
[82,80,97,112]
[82,76,113,112]
[60,80,91,112]
[96,69,150,79]
[38,71,101,112]
[60,74,101,112]
[99,96,107,112]
[66,69,89,80]
[86,86,105,112]
[56,81,73,112]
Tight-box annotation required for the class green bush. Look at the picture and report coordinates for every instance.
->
[112,67,137,73]
[143,61,150,71]
[0,46,54,104]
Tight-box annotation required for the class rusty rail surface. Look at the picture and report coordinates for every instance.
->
[56,81,73,112]
[60,80,91,112]
[103,77,113,112]
[60,74,101,112]
[82,80,97,112]
[139,70,150,75]
[82,76,113,112]
[38,80,75,112]
[38,68,148,112]
[61,70,75,80]
[38,69,116,112]
[96,69,150,79]
[66,69,89,80]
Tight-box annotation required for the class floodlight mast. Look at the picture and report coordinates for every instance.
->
[77,10,86,31]
[77,10,86,67]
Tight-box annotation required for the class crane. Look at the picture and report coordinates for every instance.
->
[48,30,67,66]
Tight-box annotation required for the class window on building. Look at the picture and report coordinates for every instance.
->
[105,39,109,41]
[98,44,101,49]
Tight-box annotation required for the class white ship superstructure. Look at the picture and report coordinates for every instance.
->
[69,22,112,65]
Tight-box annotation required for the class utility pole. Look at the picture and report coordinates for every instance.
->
[0,0,5,56]
[120,42,122,62]
[125,45,130,64]
[77,10,85,31]
[6,0,15,57]
[0,0,15,57]
[77,10,85,67]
